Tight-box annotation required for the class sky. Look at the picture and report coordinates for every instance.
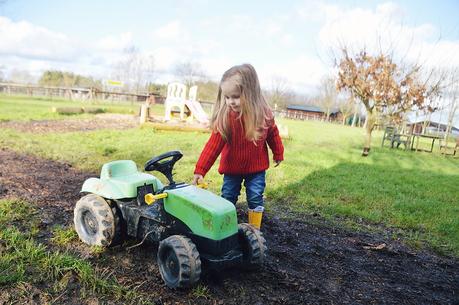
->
[1,0,459,94]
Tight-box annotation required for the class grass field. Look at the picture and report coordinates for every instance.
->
[1,95,458,256]
[0,95,166,122]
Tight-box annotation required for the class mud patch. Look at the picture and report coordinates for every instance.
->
[0,113,138,133]
[0,148,458,305]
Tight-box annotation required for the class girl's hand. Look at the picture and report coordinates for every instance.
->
[192,174,204,185]
[274,160,282,167]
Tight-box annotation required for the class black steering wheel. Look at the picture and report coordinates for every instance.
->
[144,151,183,185]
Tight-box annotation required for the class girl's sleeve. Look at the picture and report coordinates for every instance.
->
[266,120,284,161]
[194,131,225,177]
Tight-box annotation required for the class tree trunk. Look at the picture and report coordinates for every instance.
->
[52,107,84,114]
[351,111,357,127]
[362,111,376,156]
[342,116,346,125]
[444,98,458,147]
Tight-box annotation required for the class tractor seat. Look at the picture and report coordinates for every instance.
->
[100,160,163,197]
[101,160,139,179]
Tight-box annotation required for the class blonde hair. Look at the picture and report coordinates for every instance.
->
[211,64,272,142]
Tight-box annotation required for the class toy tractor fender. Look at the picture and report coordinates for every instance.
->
[81,178,125,199]
[81,160,164,199]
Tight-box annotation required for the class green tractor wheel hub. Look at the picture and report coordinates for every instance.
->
[82,210,98,236]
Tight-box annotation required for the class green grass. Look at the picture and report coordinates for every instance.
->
[191,284,211,299]
[51,225,78,247]
[0,94,165,122]
[0,198,150,304]
[0,96,458,256]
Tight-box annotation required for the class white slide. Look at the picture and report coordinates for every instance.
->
[185,100,209,124]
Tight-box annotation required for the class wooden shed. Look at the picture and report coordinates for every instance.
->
[286,105,341,121]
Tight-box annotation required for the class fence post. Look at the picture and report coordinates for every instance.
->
[140,104,149,123]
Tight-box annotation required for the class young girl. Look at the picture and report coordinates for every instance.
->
[192,64,284,229]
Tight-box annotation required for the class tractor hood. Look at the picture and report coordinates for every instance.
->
[164,185,238,241]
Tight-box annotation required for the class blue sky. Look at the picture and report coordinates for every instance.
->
[1,0,458,93]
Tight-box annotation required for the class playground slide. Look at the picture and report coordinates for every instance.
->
[185,100,209,124]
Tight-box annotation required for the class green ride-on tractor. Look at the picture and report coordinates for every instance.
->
[73,151,267,288]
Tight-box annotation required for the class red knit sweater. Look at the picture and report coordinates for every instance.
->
[195,110,284,176]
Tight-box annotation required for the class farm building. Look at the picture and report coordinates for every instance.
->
[286,105,341,121]
[406,111,459,137]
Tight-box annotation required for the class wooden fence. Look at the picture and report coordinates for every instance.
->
[0,82,159,103]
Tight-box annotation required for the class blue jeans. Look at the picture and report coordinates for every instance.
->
[221,171,266,209]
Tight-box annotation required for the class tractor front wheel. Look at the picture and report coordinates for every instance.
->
[157,235,201,288]
[238,223,267,269]
[74,194,123,247]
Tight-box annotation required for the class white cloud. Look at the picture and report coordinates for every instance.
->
[0,18,142,80]
[199,56,233,79]
[0,17,79,61]
[297,0,327,22]
[260,55,327,92]
[153,20,187,42]
[316,2,458,69]
[152,46,182,70]
[376,2,403,17]
[419,39,459,67]
[319,5,394,50]
[95,32,134,52]
[265,22,282,36]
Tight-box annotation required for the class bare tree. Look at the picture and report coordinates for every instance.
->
[350,95,364,127]
[337,92,355,125]
[443,72,459,146]
[267,76,293,110]
[8,69,35,84]
[112,46,155,93]
[173,61,205,87]
[133,53,155,93]
[319,76,338,121]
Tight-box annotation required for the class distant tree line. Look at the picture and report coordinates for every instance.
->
[39,70,102,89]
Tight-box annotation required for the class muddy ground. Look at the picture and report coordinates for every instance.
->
[1,147,458,305]
[0,113,139,133]
[0,113,210,134]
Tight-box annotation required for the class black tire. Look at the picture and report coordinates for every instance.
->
[238,223,267,268]
[157,235,201,288]
[74,194,123,247]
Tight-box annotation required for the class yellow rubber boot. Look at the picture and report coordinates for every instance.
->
[248,206,264,229]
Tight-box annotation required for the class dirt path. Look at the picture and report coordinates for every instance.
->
[0,113,139,133]
[0,148,458,305]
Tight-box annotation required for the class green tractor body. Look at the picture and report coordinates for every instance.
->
[164,187,238,240]
[81,159,238,241]
[74,151,266,289]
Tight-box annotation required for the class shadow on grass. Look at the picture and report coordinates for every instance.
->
[268,161,459,256]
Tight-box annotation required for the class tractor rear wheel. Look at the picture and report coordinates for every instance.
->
[238,223,267,269]
[74,194,123,247]
[157,235,201,288]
